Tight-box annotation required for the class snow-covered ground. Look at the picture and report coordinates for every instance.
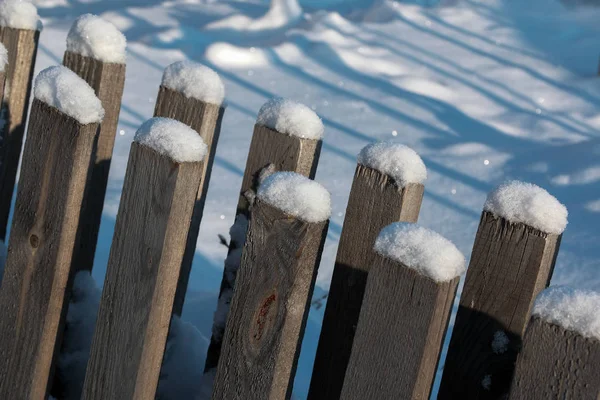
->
[6,0,600,397]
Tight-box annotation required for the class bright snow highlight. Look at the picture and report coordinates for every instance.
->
[67,14,126,64]
[0,42,7,73]
[357,142,427,187]
[162,61,225,106]
[0,0,41,30]
[256,98,324,140]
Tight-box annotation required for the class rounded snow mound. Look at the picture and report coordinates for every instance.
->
[162,61,225,105]
[358,142,427,187]
[0,0,41,31]
[67,14,126,64]
[257,98,324,140]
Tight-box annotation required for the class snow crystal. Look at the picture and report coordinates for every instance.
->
[134,117,208,163]
[373,223,466,282]
[34,66,105,125]
[484,181,568,234]
[0,43,7,73]
[357,142,427,187]
[0,0,41,31]
[256,98,324,140]
[162,61,225,105]
[66,14,126,64]
[532,286,600,341]
[257,172,331,223]
[491,330,509,354]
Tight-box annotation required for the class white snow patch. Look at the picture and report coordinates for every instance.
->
[257,98,324,140]
[551,166,600,186]
[484,181,568,235]
[0,42,7,73]
[0,0,41,30]
[491,330,509,354]
[162,61,225,105]
[34,65,104,124]
[205,43,269,69]
[374,223,466,282]
[205,0,302,32]
[134,117,208,163]
[357,142,427,187]
[482,374,492,390]
[66,14,126,64]
[533,286,600,341]
[257,172,331,223]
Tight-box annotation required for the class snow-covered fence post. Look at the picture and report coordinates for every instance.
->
[0,66,103,398]
[439,181,567,399]
[508,287,600,399]
[63,14,127,272]
[153,61,225,316]
[82,118,207,400]
[340,223,465,400]
[205,98,324,372]
[0,1,41,240]
[309,143,426,400]
[212,172,330,400]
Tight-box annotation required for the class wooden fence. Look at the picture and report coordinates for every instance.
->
[0,15,598,400]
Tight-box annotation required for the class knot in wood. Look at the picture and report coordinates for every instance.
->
[251,291,278,346]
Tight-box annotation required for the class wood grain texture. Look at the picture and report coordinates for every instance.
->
[153,85,224,316]
[212,199,329,400]
[308,164,424,400]
[439,211,562,400]
[0,100,98,399]
[63,51,126,273]
[508,317,600,400]
[340,255,459,400]
[0,27,40,240]
[82,143,204,400]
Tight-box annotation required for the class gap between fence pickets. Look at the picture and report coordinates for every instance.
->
[0,99,99,399]
[0,26,40,241]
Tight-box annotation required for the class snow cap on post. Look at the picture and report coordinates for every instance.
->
[134,117,208,163]
[374,222,465,282]
[533,286,600,341]
[0,42,7,72]
[34,65,105,124]
[484,181,568,234]
[257,98,324,140]
[257,172,331,223]
[162,60,225,106]
[0,0,42,31]
[67,14,126,64]
[357,142,427,187]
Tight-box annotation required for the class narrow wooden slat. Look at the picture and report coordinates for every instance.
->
[82,143,204,400]
[153,85,224,316]
[508,317,600,399]
[212,199,329,400]
[340,255,459,400]
[0,99,98,399]
[63,51,126,272]
[308,164,424,400]
[438,211,562,399]
[0,27,40,240]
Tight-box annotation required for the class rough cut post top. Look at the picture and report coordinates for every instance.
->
[374,222,466,282]
[0,0,42,31]
[257,172,331,223]
[67,14,127,64]
[533,286,600,341]
[357,142,427,187]
[256,98,324,140]
[162,60,225,106]
[0,42,7,73]
[484,180,568,234]
[34,65,105,125]
[134,117,208,163]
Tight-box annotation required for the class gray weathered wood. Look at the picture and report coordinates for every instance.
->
[0,27,40,240]
[63,51,126,273]
[508,317,600,400]
[153,85,224,316]
[0,71,6,110]
[212,199,329,400]
[439,211,562,400]
[0,99,98,399]
[308,164,424,400]
[204,124,322,372]
[340,254,459,400]
[82,143,204,400]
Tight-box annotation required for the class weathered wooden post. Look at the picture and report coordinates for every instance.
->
[340,223,465,400]
[82,118,208,400]
[0,43,7,111]
[212,172,331,400]
[0,65,104,399]
[508,286,600,399]
[204,98,324,373]
[63,14,127,272]
[439,181,567,399]
[153,60,225,316]
[0,0,41,240]
[309,142,426,400]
